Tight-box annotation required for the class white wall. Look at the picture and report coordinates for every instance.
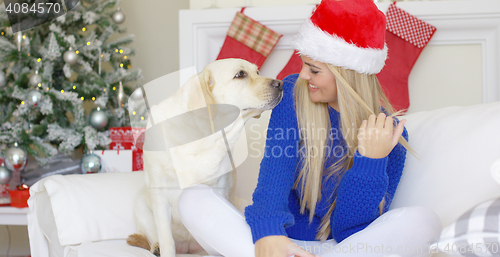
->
[111,0,190,87]
[408,44,483,113]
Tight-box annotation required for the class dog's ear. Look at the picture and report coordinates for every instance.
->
[183,69,218,133]
[200,69,216,107]
[184,70,216,110]
[200,69,218,133]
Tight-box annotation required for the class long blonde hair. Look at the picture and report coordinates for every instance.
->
[293,65,416,242]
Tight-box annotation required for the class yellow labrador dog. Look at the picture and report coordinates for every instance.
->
[127,59,283,256]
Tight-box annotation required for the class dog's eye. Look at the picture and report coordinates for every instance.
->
[234,70,247,79]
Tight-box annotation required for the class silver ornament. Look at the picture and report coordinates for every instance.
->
[26,90,43,106]
[4,143,28,172]
[0,70,6,88]
[29,70,42,87]
[117,81,127,107]
[130,86,143,100]
[66,0,79,10]
[0,163,12,184]
[112,8,126,24]
[16,32,22,52]
[63,47,78,65]
[80,153,102,174]
[89,107,108,129]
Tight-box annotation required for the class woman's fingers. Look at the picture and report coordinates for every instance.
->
[360,119,368,129]
[384,115,394,131]
[367,114,377,128]
[392,119,406,147]
[375,113,386,128]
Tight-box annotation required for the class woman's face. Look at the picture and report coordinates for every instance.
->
[298,55,339,111]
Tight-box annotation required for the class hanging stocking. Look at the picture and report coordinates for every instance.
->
[277,50,303,80]
[216,8,282,69]
[376,2,436,113]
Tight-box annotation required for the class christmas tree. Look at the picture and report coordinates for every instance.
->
[0,0,143,168]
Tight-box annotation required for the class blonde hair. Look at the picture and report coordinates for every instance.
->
[293,65,416,242]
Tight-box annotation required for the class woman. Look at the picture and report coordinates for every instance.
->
[179,0,441,256]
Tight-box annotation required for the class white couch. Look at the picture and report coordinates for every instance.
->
[27,101,500,257]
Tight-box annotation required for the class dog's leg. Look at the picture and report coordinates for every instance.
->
[149,187,176,257]
[134,188,159,251]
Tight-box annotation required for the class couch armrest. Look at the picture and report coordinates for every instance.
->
[28,172,145,250]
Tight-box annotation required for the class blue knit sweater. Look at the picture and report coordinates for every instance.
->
[244,74,408,244]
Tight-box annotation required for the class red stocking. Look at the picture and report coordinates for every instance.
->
[277,50,302,81]
[216,8,282,69]
[377,2,436,113]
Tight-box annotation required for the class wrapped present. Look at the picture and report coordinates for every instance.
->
[95,150,133,173]
[109,127,146,171]
[10,183,30,208]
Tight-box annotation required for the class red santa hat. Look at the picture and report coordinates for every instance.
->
[291,0,388,75]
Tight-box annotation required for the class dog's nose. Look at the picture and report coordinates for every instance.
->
[271,80,283,91]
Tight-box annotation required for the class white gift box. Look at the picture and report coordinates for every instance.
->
[94,150,133,173]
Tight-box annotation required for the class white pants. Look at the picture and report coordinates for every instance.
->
[178,184,442,257]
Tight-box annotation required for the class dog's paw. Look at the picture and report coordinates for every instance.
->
[151,242,160,256]
[126,233,150,250]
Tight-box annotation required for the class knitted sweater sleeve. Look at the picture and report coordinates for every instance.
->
[331,123,409,242]
[244,74,300,244]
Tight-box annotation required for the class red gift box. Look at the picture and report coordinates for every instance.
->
[10,189,30,208]
[109,127,146,171]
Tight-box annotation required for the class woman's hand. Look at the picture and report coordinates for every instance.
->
[255,235,319,257]
[357,113,406,159]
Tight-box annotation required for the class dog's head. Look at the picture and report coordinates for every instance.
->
[194,58,283,120]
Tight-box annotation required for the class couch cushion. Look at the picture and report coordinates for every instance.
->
[430,197,500,256]
[30,171,145,246]
[390,102,500,228]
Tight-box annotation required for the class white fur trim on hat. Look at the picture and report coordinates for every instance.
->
[291,19,388,75]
